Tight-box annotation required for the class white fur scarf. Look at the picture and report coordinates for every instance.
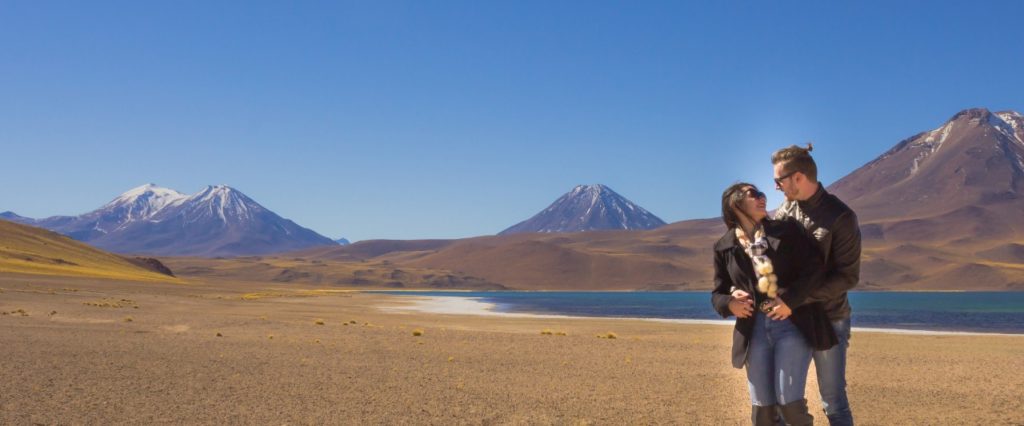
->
[734,226,779,298]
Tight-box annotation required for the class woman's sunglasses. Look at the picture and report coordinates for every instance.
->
[744,188,767,200]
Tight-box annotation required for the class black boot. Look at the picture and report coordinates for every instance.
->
[778,398,814,426]
[752,404,778,426]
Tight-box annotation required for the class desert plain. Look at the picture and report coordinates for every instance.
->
[1,273,1022,425]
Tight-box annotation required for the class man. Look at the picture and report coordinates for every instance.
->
[732,144,860,425]
[764,144,861,425]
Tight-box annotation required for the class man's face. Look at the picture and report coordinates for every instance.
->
[773,163,799,201]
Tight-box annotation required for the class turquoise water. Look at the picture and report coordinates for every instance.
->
[373,291,1024,334]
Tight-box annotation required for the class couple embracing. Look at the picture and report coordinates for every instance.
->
[712,145,861,425]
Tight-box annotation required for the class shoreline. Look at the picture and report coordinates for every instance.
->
[369,289,1020,293]
[379,294,1024,337]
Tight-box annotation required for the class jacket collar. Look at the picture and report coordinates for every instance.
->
[765,231,782,252]
[713,228,739,252]
[798,183,827,210]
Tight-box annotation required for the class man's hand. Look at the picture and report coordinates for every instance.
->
[767,299,792,320]
[728,296,754,318]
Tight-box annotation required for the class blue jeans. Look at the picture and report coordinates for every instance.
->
[745,311,813,406]
[814,318,853,425]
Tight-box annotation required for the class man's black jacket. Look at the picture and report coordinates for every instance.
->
[774,183,862,320]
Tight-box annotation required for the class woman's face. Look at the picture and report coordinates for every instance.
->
[735,185,767,222]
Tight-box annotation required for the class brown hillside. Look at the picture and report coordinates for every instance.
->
[298,221,724,291]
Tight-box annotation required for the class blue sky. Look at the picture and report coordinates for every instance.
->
[2,1,1023,241]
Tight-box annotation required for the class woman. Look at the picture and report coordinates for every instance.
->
[710,183,837,425]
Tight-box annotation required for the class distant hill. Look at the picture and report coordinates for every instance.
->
[4,184,337,257]
[0,219,178,282]
[500,184,666,235]
[300,218,722,291]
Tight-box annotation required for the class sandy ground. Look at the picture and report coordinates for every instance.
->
[1,274,1022,425]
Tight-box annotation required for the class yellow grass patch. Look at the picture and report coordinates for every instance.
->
[240,289,357,300]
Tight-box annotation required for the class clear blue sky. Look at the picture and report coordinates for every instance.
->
[2,1,1023,242]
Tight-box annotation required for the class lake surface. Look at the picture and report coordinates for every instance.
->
[372,291,1024,334]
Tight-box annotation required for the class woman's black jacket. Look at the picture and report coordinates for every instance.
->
[711,218,838,369]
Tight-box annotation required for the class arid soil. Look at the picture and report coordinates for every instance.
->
[1,274,1021,425]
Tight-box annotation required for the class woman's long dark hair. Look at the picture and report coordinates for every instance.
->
[721,182,756,229]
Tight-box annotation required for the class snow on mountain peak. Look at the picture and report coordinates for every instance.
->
[184,185,263,223]
[114,183,186,203]
[572,184,608,192]
[102,183,188,221]
[995,111,1024,144]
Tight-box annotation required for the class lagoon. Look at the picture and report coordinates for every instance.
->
[373,291,1024,334]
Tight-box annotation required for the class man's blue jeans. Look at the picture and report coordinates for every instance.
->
[745,312,813,406]
[813,318,853,425]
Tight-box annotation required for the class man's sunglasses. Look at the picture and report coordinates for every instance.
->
[774,171,797,186]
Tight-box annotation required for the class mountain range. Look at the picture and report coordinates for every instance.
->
[2,182,660,257]
[291,107,1024,291]
[2,184,338,257]
[3,107,1022,290]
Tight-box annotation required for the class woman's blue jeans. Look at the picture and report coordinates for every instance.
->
[745,311,813,406]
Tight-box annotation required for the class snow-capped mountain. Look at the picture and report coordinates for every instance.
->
[499,184,666,235]
[335,238,351,245]
[3,184,188,241]
[3,184,337,257]
[829,107,1024,221]
[105,183,189,220]
[169,185,266,225]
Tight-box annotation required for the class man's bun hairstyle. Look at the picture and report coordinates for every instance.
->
[771,143,818,183]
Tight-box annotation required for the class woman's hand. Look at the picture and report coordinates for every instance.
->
[728,297,754,318]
